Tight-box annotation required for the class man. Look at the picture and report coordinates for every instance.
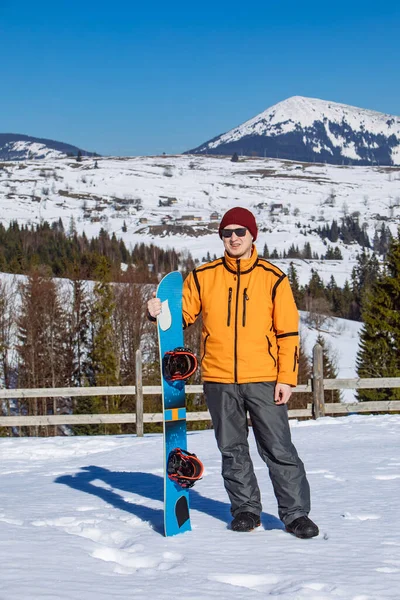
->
[148,207,319,538]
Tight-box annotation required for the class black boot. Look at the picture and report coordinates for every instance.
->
[231,512,261,532]
[286,516,319,539]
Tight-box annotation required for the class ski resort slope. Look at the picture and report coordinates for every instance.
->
[1,415,399,599]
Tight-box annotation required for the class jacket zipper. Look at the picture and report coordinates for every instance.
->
[242,288,248,327]
[201,333,210,363]
[234,260,240,382]
[266,335,277,367]
[293,345,298,371]
[227,287,232,326]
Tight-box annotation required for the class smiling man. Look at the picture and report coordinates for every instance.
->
[148,206,318,538]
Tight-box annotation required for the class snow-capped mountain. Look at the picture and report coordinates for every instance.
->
[187,96,400,166]
[0,133,95,160]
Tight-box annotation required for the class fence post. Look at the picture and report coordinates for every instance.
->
[135,349,144,437]
[312,343,325,419]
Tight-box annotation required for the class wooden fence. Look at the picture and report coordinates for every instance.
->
[0,345,399,436]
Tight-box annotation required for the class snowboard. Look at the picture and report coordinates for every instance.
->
[156,271,191,537]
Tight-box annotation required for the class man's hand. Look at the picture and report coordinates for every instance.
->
[274,382,292,405]
[147,292,162,318]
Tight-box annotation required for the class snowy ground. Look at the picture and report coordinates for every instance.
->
[1,154,400,284]
[300,312,364,403]
[1,414,399,599]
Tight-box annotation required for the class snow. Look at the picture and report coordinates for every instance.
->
[300,312,364,402]
[205,96,400,155]
[4,140,64,159]
[1,153,399,288]
[1,414,400,599]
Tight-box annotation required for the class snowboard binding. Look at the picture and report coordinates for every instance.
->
[167,448,204,488]
[163,347,198,381]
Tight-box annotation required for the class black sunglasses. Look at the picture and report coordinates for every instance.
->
[221,227,248,238]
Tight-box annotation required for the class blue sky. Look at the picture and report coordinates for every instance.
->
[1,0,399,156]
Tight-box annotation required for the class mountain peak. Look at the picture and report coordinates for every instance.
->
[0,133,96,161]
[187,96,400,165]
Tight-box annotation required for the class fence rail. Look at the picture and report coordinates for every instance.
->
[1,347,400,434]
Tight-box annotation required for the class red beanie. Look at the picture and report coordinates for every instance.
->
[219,207,258,241]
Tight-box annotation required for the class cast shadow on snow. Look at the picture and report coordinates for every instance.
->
[55,466,283,536]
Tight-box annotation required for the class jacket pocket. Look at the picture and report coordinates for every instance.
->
[227,287,232,326]
[242,288,249,327]
[293,345,298,371]
[266,335,277,368]
[202,333,210,363]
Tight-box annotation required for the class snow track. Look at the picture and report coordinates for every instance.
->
[0,416,399,599]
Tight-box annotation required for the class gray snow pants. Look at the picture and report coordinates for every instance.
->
[203,381,311,525]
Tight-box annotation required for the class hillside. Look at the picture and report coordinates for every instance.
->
[0,153,399,285]
[188,96,400,166]
[0,133,95,160]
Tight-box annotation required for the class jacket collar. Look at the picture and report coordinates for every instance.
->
[223,245,258,274]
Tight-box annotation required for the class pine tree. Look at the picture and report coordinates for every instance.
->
[351,250,380,320]
[302,242,312,259]
[315,334,341,403]
[287,263,303,307]
[306,270,325,299]
[0,278,17,392]
[89,257,120,432]
[68,277,91,388]
[326,275,343,316]
[330,220,339,242]
[17,268,69,435]
[340,280,354,319]
[356,229,400,401]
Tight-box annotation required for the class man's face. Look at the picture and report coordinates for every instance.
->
[221,224,253,259]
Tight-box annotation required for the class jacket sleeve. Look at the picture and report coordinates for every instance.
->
[182,271,202,328]
[273,275,299,386]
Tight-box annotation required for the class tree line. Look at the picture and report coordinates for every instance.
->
[356,229,400,401]
[0,262,334,437]
[0,220,190,281]
[287,249,381,322]
[0,259,159,437]
[1,227,399,436]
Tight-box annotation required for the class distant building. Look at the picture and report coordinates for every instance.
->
[159,196,178,207]
[270,203,283,215]
[139,217,148,224]
[210,211,219,220]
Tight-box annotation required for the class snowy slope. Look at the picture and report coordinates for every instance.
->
[299,312,363,402]
[1,154,399,286]
[188,96,400,166]
[0,133,94,160]
[1,415,399,599]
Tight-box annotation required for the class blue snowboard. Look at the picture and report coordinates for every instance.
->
[157,271,191,537]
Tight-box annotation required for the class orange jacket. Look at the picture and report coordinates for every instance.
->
[182,246,299,385]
